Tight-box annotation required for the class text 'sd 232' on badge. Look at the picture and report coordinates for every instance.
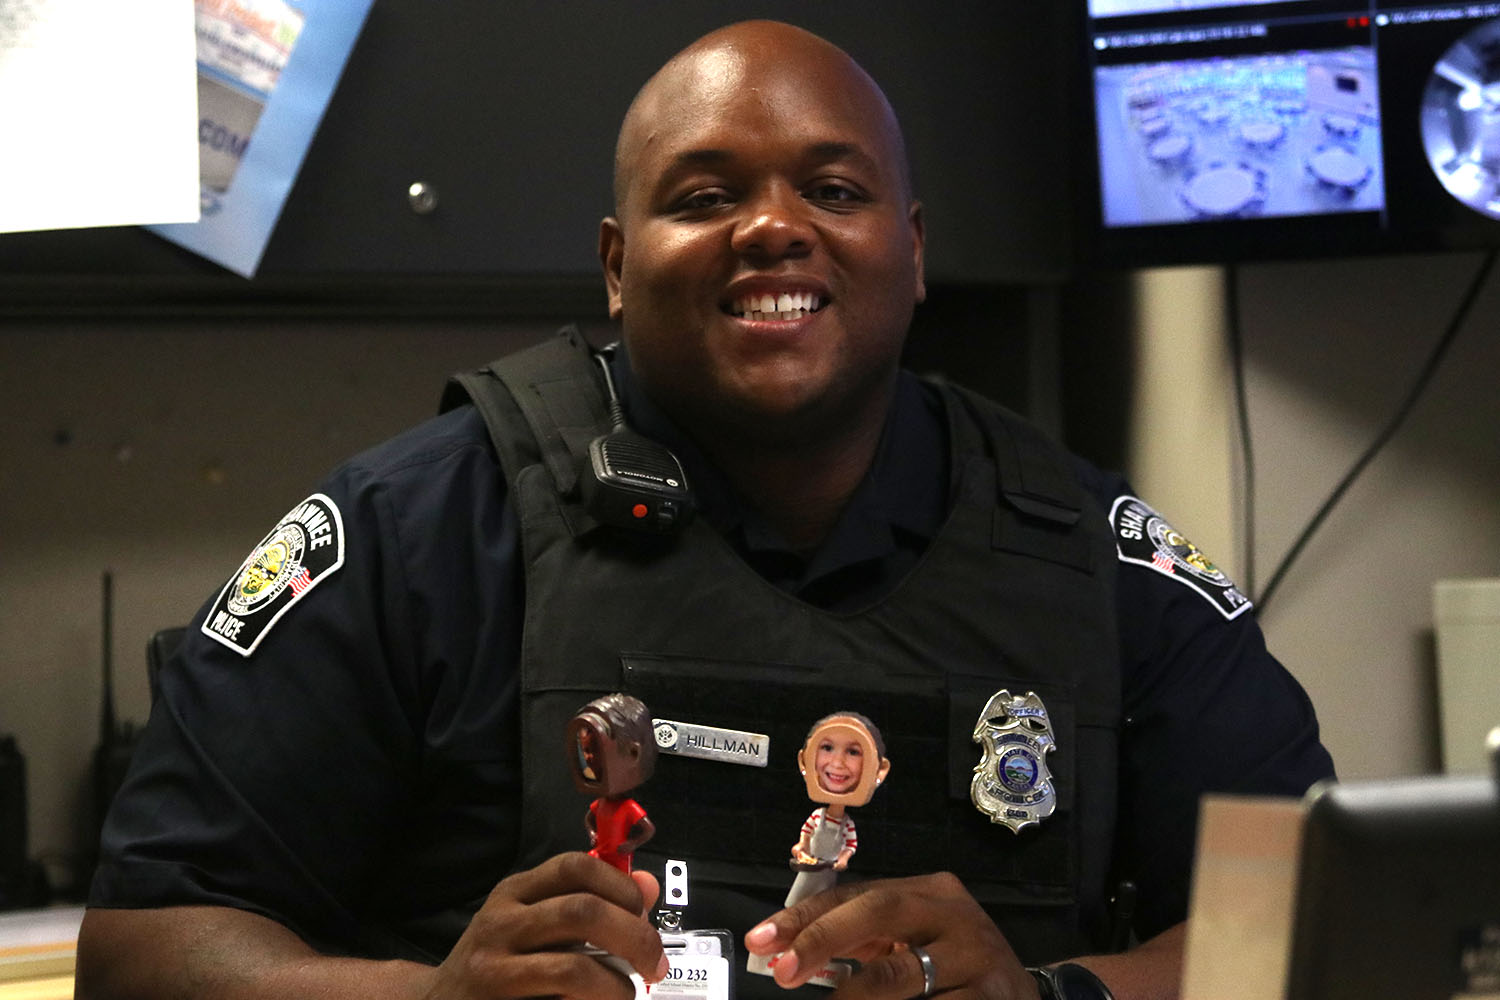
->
[970,689,1057,833]
[201,493,346,657]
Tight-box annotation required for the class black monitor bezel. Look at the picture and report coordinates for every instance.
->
[1285,773,1500,1000]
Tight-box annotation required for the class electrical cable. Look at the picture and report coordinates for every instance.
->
[1256,248,1498,615]
[1225,263,1255,599]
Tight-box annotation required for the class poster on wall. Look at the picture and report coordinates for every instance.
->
[149,0,374,278]
[0,2,198,234]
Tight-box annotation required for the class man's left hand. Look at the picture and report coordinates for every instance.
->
[743,871,1038,998]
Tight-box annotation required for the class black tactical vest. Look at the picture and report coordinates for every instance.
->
[442,329,1123,978]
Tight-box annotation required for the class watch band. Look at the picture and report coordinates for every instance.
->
[1027,963,1116,1000]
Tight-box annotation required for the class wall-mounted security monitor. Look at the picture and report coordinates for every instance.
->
[1079,1,1500,266]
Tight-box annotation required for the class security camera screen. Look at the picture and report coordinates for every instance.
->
[1094,48,1383,226]
[1087,1,1388,230]
[1420,16,1500,221]
[1083,0,1500,260]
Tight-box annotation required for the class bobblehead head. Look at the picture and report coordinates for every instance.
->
[798,712,891,807]
[567,693,657,799]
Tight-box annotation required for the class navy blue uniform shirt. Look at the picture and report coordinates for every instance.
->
[91,351,1335,963]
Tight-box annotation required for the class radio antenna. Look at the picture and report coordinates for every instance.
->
[99,570,115,747]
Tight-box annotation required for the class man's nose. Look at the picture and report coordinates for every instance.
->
[731,184,815,259]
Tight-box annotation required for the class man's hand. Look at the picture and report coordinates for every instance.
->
[426,852,668,1000]
[76,853,668,1000]
[742,871,1038,999]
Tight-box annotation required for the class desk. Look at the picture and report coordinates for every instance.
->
[0,906,82,1000]
[0,976,72,1000]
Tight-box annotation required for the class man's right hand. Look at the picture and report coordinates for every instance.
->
[76,852,666,1000]
[425,851,667,1000]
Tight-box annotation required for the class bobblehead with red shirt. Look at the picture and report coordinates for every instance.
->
[565,693,658,873]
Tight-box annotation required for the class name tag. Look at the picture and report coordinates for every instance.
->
[635,927,732,1000]
[653,719,769,767]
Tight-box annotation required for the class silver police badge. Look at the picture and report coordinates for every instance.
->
[970,690,1057,833]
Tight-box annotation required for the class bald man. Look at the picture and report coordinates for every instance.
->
[77,20,1333,1000]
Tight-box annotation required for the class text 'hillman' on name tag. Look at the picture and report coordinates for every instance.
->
[652,719,769,767]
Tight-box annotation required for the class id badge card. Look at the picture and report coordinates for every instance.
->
[633,928,733,1000]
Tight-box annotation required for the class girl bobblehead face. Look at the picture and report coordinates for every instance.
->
[814,731,865,794]
[799,716,889,807]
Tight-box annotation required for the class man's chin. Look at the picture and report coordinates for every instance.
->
[689,387,830,446]
[662,369,888,454]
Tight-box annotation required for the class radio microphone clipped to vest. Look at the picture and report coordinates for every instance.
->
[581,349,695,534]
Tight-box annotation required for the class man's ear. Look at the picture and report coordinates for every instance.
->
[600,217,625,320]
[909,201,927,305]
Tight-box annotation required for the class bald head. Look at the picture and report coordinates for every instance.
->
[612,20,913,218]
[597,18,927,464]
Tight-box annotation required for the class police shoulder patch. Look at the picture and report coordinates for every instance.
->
[1110,495,1251,620]
[201,493,346,656]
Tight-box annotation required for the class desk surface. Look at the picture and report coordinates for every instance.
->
[0,975,73,1000]
[0,906,83,999]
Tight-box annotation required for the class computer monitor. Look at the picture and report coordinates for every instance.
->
[1080,1,1500,266]
[1285,759,1500,998]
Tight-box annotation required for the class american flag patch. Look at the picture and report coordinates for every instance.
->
[288,567,313,595]
[1151,552,1175,573]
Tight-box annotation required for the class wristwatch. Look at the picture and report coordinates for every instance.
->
[1027,963,1116,1000]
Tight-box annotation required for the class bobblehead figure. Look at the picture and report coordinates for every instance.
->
[566,693,658,873]
[784,711,891,907]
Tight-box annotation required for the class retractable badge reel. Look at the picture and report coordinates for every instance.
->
[636,859,733,1000]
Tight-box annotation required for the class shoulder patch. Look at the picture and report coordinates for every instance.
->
[201,493,346,656]
[1110,495,1251,620]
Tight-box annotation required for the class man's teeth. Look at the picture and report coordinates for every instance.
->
[731,291,823,320]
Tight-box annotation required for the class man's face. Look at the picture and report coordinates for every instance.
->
[602,33,925,447]
[570,715,643,796]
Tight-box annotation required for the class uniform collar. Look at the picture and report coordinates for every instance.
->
[610,346,948,594]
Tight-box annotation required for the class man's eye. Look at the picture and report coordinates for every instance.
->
[675,189,732,212]
[807,182,864,204]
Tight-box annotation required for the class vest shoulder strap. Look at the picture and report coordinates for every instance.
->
[439,326,609,500]
[936,380,1084,527]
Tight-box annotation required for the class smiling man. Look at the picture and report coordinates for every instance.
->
[600,28,924,554]
[76,20,1333,1000]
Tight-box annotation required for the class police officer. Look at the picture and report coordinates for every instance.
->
[76,20,1333,1000]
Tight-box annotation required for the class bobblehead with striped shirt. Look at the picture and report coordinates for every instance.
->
[784,712,890,907]
[746,711,891,984]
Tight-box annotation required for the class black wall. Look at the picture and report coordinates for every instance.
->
[0,2,1079,306]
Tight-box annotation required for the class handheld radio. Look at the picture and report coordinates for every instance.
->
[580,350,695,534]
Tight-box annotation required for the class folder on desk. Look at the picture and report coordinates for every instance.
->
[1180,795,1305,1000]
